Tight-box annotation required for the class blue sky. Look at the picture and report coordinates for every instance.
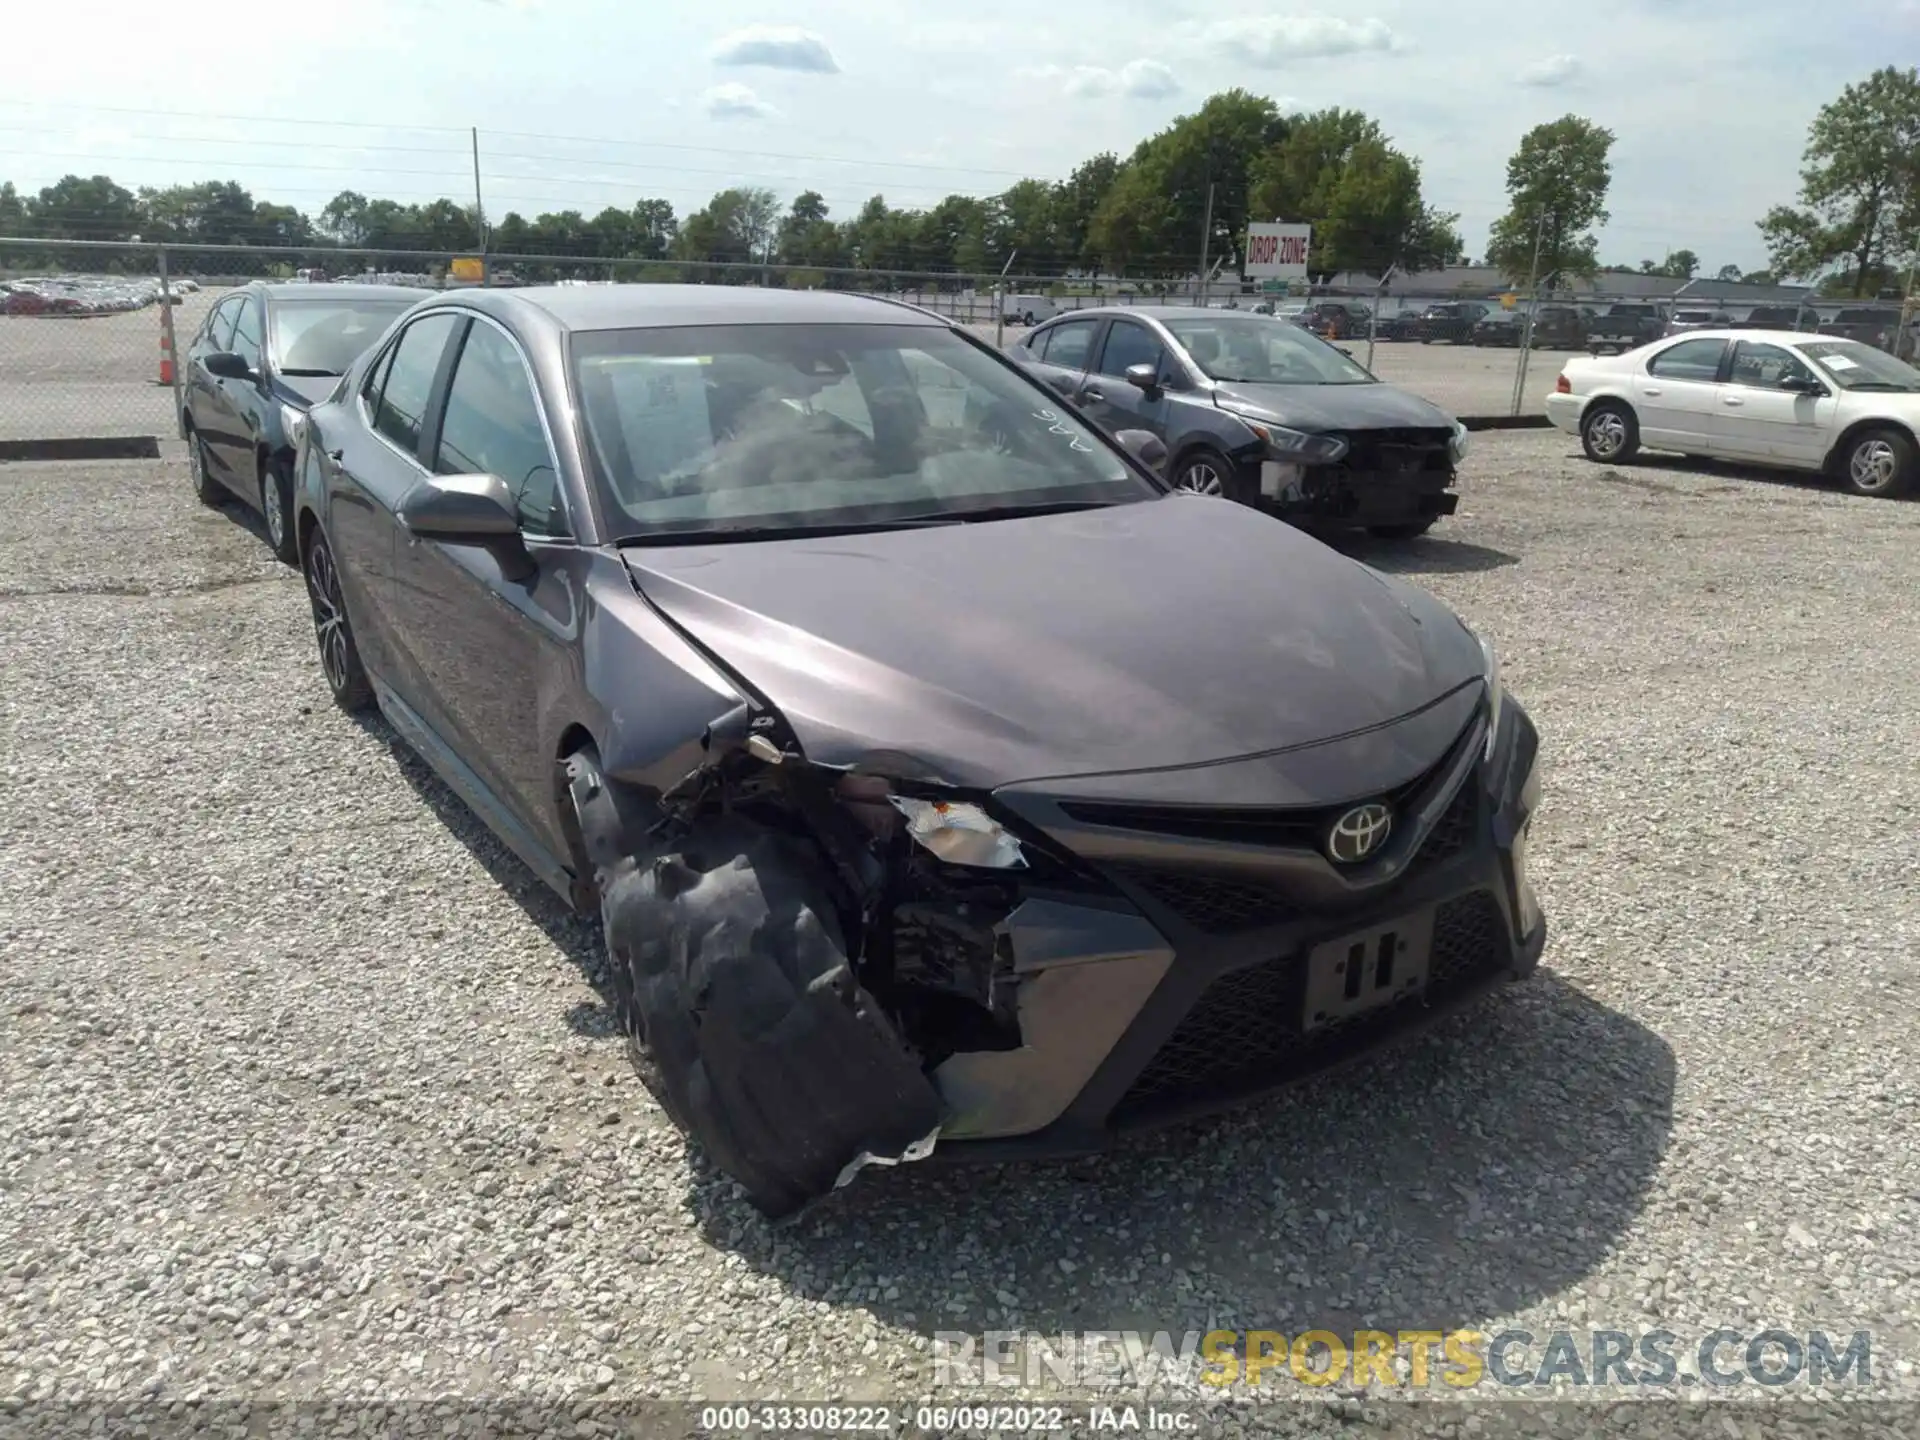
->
[2,0,1907,271]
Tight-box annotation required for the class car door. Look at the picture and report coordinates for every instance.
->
[194,294,258,486]
[326,310,464,684]
[1023,316,1103,400]
[389,313,579,852]
[1074,317,1172,439]
[1634,337,1730,450]
[209,292,274,487]
[1714,340,1837,466]
[184,296,240,446]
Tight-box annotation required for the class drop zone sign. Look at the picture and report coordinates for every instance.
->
[1245,223,1311,279]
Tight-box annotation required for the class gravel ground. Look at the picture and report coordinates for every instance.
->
[2,435,1918,1438]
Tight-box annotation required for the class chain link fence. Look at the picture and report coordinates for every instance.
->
[18,236,1904,449]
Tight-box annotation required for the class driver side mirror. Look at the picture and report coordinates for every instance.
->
[1779,375,1826,396]
[396,473,537,582]
[204,351,253,381]
[1114,428,1168,475]
[1123,362,1161,394]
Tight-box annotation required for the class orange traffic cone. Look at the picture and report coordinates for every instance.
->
[158,326,175,387]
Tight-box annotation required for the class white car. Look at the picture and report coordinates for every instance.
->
[1545,328,1920,499]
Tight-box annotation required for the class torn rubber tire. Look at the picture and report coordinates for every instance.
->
[566,751,943,1219]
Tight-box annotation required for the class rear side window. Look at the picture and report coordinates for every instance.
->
[1648,338,1727,380]
[435,321,568,537]
[1039,319,1098,370]
[371,313,460,457]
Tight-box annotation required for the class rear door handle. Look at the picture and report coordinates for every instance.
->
[1722,396,1744,406]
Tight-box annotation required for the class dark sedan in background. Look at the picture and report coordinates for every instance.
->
[1012,305,1471,538]
[181,281,421,561]
[1470,313,1523,347]
[290,284,1544,1217]
[1413,302,1490,344]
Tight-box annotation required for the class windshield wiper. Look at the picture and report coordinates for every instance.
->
[277,367,342,377]
[1836,381,1917,392]
[617,500,1126,545]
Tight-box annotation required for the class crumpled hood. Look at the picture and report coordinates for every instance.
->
[623,496,1482,789]
[1210,379,1457,432]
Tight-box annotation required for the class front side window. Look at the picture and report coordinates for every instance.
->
[1647,338,1727,381]
[1728,342,1816,390]
[371,312,460,457]
[1096,320,1166,379]
[1164,315,1374,385]
[571,322,1152,540]
[229,297,264,370]
[435,321,568,537]
[270,298,412,377]
[204,298,240,350]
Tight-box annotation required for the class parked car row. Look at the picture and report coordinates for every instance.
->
[0,273,198,316]
[178,280,1544,1219]
[1547,326,1920,498]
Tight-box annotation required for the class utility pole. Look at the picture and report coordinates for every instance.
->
[1195,182,1216,308]
[471,127,487,284]
[994,250,1018,349]
[1510,209,1553,417]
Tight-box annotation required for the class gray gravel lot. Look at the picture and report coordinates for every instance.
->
[2,434,1918,1436]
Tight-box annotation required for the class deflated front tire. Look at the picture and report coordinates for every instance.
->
[565,749,944,1219]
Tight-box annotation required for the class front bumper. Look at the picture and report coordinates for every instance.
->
[928,691,1546,1159]
[1254,458,1459,528]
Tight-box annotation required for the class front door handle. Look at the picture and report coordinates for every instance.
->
[1080,387,1104,403]
[1641,387,1661,396]
[1722,396,1744,406]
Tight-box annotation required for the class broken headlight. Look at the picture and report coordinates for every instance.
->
[888,796,1028,870]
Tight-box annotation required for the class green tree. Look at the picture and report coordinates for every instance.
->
[775,191,845,270]
[1757,65,1920,295]
[1484,115,1615,286]
[1087,90,1289,276]
[910,194,987,276]
[1052,153,1120,270]
[631,199,678,260]
[1715,263,1744,282]
[679,186,779,267]
[28,174,140,240]
[1246,108,1457,278]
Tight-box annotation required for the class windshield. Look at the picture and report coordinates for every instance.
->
[268,298,412,375]
[571,322,1155,540]
[1798,340,1920,391]
[1162,315,1374,385]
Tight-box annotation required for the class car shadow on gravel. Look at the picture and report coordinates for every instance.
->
[1338,533,1521,575]
[701,972,1675,1344]
[349,709,1676,1344]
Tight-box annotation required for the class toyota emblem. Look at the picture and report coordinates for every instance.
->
[1326,802,1392,864]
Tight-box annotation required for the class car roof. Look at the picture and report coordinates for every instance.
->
[445,284,949,332]
[1619,328,1848,346]
[249,281,424,303]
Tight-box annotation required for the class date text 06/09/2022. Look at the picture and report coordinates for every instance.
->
[697,1403,1198,1433]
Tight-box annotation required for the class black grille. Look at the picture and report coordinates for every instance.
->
[1412,777,1478,869]
[1106,864,1296,933]
[1116,890,1510,1116]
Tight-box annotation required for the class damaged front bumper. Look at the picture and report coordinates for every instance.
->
[922,688,1546,1158]
[1253,446,1460,528]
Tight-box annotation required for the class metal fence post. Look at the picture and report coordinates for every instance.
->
[156,244,184,434]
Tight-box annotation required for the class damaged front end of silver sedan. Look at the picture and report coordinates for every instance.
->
[563,698,1175,1220]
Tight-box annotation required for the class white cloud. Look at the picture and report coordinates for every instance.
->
[1029,58,1181,99]
[700,82,779,121]
[1200,15,1396,64]
[1518,53,1581,87]
[710,25,840,73]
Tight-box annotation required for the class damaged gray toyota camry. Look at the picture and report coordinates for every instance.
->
[290,284,1546,1219]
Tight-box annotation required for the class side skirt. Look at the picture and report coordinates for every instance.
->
[372,678,577,904]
